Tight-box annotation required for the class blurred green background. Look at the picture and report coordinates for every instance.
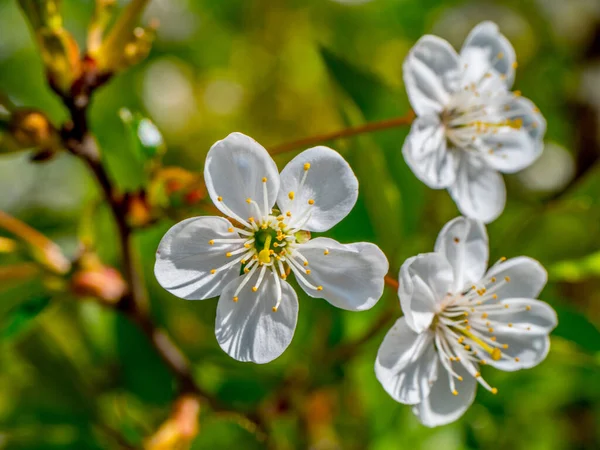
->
[2,0,600,448]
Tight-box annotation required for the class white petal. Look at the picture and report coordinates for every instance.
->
[215,270,298,364]
[461,21,517,88]
[434,216,488,292]
[484,298,556,371]
[204,132,280,223]
[490,298,558,335]
[413,360,477,427]
[484,256,548,300]
[277,147,358,232]
[480,97,546,173]
[155,216,242,300]
[403,35,460,116]
[293,238,388,311]
[449,157,506,223]
[487,333,551,372]
[403,115,459,189]
[399,253,454,333]
[375,317,439,405]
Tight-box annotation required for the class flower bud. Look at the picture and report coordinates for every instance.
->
[8,109,60,155]
[144,395,200,450]
[71,253,126,303]
[17,0,82,93]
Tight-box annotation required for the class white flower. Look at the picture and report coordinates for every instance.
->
[155,132,389,364]
[402,21,546,223]
[375,216,557,427]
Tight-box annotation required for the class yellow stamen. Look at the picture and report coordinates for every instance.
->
[233,296,238,302]
[288,191,295,200]
[303,163,310,171]
[308,199,315,205]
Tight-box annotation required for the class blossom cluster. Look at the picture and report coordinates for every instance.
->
[155,21,557,427]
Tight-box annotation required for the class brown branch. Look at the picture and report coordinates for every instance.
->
[268,111,415,155]
[56,64,267,436]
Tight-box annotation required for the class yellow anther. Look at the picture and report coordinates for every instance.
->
[210,269,216,274]
[228,227,234,233]
[308,199,315,205]
[324,249,329,255]
[491,387,498,395]
[514,90,522,97]
[286,211,292,217]
[252,286,258,292]
[452,390,458,396]
[233,296,238,302]
[246,198,252,204]
[488,328,494,333]
[491,336,497,341]
[508,323,513,328]
[458,336,465,344]
[474,372,481,378]
[209,240,215,245]
[244,243,251,248]
[491,277,496,283]
[515,357,520,362]
[241,259,247,264]
[303,261,309,267]
[306,269,311,274]
[278,222,286,229]
[244,267,250,273]
[272,306,278,312]
[458,376,463,381]
[512,61,518,69]
[481,313,488,319]
[497,52,504,59]
[262,177,267,183]
[504,276,511,282]
[500,256,507,262]
[226,252,232,257]
[288,191,295,200]
[217,196,223,201]
[526,305,531,311]
[303,163,311,171]
[491,348,502,361]
[509,118,523,129]
[280,274,287,280]
[464,345,471,351]
[492,294,498,299]
[249,217,255,222]
[317,286,323,291]
[503,344,509,349]
[480,359,487,365]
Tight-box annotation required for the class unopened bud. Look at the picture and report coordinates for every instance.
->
[71,253,126,303]
[145,395,200,450]
[9,109,60,154]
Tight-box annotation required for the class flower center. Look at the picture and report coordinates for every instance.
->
[430,258,535,396]
[208,163,323,313]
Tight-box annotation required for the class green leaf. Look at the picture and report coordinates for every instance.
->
[1,294,51,340]
[553,303,600,353]
[119,108,165,160]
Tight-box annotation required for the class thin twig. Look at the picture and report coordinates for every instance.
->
[268,111,415,155]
